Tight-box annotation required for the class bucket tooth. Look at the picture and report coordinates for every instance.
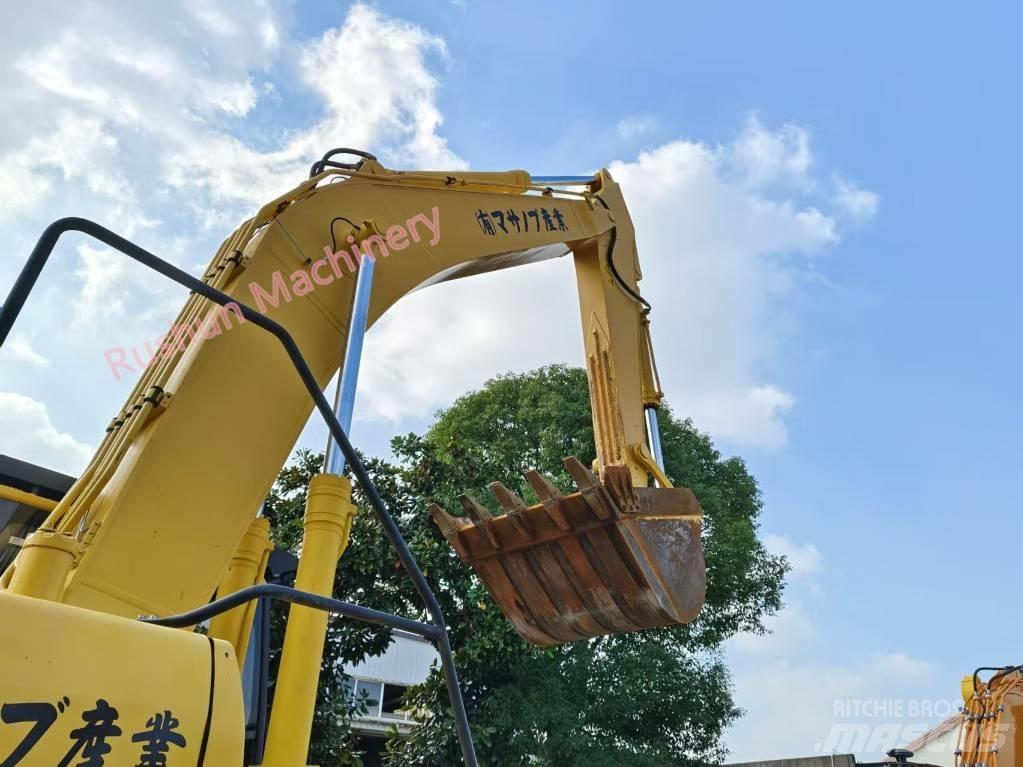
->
[524,470,571,531]
[562,456,615,520]
[427,502,468,535]
[489,481,527,513]
[428,503,475,559]
[600,465,640,515]
[458,493,493,523]
[458,494,500,549]
[488,482,534,541]
[562,456,598,489]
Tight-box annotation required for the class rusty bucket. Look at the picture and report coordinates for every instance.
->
[429,457,705,647]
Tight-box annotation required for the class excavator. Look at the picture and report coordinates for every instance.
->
[0,150,706,766]
[953,668,1023,766]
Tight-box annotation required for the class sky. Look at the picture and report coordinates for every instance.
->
[0,1,1020,762]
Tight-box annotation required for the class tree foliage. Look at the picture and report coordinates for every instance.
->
[263,365,787,765]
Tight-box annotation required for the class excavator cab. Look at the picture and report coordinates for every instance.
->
[430,460,705,646]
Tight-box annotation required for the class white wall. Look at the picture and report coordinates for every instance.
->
[905,726,958,767]
[343,630,438,687]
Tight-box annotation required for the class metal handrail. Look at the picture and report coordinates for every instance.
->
[141,583,443,640]
[0,484,58,512]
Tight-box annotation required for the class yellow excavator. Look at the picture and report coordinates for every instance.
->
[0,151,705,766]
[954,668,1023,766]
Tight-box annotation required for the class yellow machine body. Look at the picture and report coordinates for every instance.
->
[1,159,704,638]
[0,591,243,765]
[1,156,707,764]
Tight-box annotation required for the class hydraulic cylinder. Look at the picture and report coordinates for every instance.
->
[260,473,356,767]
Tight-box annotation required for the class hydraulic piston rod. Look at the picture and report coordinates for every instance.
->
[324,252,375,475]
[645,405,665,471]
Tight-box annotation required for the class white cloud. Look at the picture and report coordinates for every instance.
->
[0,393,91,474]
[730,600,816,656]
[605,130,843,447]
[616,114,658,140]
[726,540,947,763]
[3,335,50,367]
[0,4,877,470]
[356,118,870,450]
[765,533,822,578]
[360,258,580,421]
[0,2,284,235]
[869,652,934,680]
[691,385,796,450]
[197,77,261,117]
[73,244,130,325]
[0,111,131,224]
[730,115,814,189]
[727,649,945,762]
[164,3,463,212]
[0,1,468,449]
[0,160,51,219]
[834,175,881,220]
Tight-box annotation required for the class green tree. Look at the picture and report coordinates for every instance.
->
[264,365,787,765]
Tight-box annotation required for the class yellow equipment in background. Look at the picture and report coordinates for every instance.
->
[0,151,705,766]
[955,667,1023,767]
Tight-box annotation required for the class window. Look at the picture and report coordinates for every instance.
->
[353,679,382,717]
[381,684,408,719]
[346,677,411,721]
[0,501,48,573]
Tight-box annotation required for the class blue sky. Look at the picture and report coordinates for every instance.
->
[0,1,1019,762]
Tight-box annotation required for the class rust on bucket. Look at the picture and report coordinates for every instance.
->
[429,458,706,646]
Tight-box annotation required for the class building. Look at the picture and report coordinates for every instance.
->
[894,715,960,767]
[342,631,438,765]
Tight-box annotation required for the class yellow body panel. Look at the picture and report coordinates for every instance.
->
[0,591,243,765]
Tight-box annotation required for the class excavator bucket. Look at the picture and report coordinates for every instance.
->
[429,458,705,646]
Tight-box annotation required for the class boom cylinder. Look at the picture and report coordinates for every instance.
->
[208,517,273,667]
[261,473,357,767]
[4,529,78,601]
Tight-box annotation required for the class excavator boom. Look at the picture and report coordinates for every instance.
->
[2,154,704,642]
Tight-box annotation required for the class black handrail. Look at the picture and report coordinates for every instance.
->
[142,583,443,640]
[0,217,479,767]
